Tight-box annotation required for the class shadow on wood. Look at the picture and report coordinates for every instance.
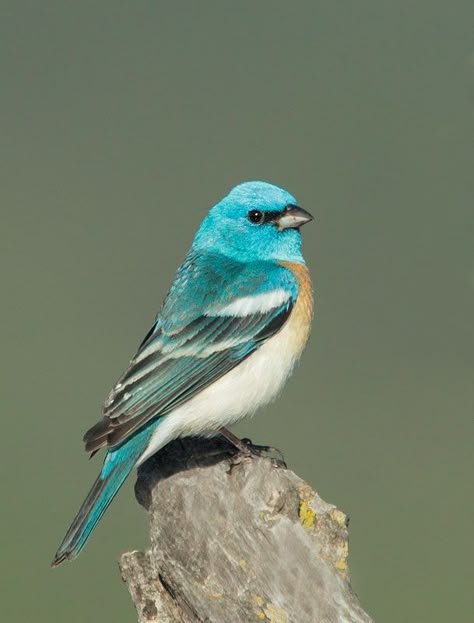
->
[119,437,372,623]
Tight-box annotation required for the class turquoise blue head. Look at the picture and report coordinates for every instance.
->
[192,181,313,263]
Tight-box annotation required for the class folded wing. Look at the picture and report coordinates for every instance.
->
[84,252,297,453]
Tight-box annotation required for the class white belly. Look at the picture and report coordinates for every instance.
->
[137,308,309,465]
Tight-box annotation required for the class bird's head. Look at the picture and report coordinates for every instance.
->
[192,181,313,263]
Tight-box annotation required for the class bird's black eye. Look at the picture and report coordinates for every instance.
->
[247,209,265,224]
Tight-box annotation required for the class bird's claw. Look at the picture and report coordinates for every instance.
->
[225,437,287,472]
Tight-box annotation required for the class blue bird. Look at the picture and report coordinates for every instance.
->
[52,181,313,566]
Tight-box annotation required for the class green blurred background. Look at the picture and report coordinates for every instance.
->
[1,1,473,621]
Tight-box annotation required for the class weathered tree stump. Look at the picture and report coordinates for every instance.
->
[119,437,372,623]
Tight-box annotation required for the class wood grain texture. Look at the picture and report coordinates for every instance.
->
[119,437,372,623]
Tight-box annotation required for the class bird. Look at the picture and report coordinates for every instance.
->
[52,180,313,566]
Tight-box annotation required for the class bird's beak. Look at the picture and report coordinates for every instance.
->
[275,205,314,230]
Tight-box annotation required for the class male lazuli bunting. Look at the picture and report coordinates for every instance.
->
[52,181,313,566]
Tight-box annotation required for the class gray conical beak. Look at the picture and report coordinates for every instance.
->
[275,205,313,230]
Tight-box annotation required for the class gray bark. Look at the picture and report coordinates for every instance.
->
[119,437,372,623]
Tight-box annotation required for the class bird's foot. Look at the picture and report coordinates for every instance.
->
[219,428,287,470]
[238,438,286,465]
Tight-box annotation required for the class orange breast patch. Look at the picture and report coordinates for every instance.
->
[279,261,314,352]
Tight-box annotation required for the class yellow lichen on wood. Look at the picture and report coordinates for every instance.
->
[334,540,349,578]
[329,508,347,527]
[298,500,316,529]
[251,594,267,621]
[251,594,265,606]
[335,559,347,573]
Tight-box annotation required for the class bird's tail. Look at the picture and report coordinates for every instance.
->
[51,423,155,567]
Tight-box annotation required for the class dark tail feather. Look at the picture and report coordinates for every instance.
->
[52,422,157,566]
[51,457,134,566]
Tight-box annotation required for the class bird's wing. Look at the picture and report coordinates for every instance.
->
[84,252,298,452]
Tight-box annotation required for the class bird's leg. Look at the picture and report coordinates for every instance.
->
[218,427,286,468]
[218,427,254,454]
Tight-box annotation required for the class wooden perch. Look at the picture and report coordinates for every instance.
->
[119,437,372,623]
